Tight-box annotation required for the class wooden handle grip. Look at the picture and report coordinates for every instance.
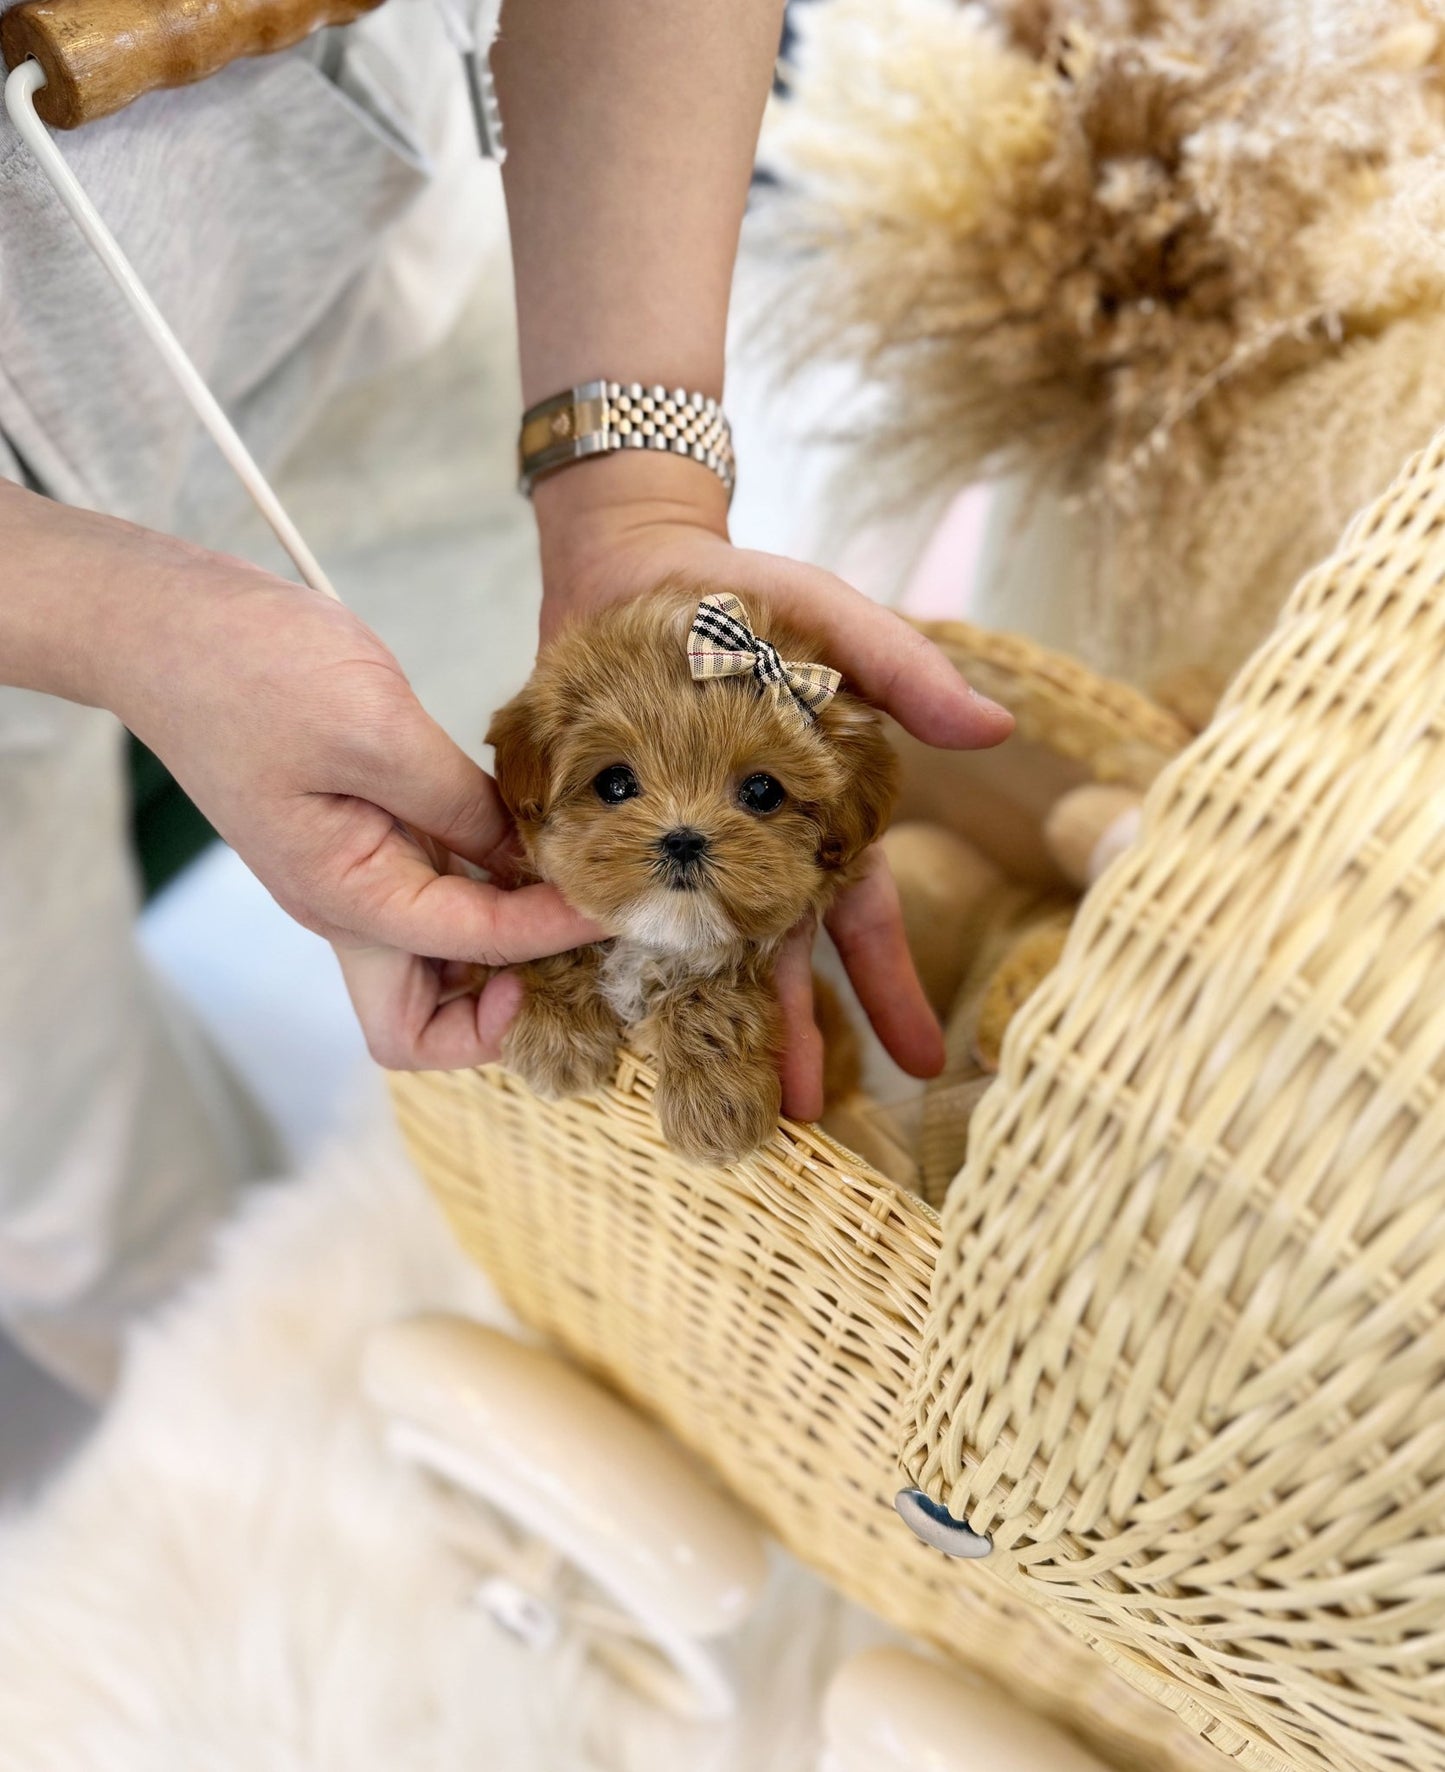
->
[1,0,389,129]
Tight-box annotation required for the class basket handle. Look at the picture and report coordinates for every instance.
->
[1,0,388,129]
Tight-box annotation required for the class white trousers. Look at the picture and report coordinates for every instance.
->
[0,0,493,1395]
[0,689,283,1396]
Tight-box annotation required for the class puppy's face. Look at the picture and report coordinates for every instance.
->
[488,585,897,951]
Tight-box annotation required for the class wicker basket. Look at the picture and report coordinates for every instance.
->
[901,427,1445,1772]
[391,618,1211,1770]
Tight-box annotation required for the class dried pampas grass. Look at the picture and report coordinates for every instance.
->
[760,0,1445,670]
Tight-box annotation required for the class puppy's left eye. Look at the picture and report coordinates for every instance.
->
[738,773,786,815]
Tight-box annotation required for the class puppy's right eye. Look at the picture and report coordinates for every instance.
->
[594,765,641,804]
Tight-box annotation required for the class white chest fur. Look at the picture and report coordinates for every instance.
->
[600,940,728,1030]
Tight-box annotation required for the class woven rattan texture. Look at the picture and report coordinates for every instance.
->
[924,619,1193,785]
[390,1057,1218,1771]
[907,427,1445,1772]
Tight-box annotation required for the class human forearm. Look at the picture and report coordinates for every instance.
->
[494,0,783,566]
[0,478,190,709]
[495,0,782,403]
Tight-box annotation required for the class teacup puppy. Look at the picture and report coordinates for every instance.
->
[487,580,897,1164]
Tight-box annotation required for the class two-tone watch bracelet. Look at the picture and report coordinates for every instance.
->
[517,379,735,501]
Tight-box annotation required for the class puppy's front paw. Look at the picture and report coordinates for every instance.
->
[502,973,622,1101]
[655,1061,781,1166]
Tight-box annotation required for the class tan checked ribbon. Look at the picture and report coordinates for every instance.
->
[687,593,842,725]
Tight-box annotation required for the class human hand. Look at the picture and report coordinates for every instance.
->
[58,507,605,1069]
[532,451,1014,1120]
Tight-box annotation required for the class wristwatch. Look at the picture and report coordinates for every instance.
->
[518,380,735,500]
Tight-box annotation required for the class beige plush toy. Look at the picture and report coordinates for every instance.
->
[905,779,1147,1200]
[879,822,1004,1016]
[820,821,1002,1192]
[1041,783,1143,891]
[823,787,1153,1200]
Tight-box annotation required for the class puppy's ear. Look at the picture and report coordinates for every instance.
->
[816,701,899,871]
[487,684,554,829]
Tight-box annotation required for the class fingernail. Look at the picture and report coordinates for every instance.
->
[476,967,525,1052]
[968,687,1012,721]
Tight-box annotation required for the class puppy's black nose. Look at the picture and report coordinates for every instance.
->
[659,827,708,866]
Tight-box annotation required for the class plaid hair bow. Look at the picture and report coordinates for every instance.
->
[687,593,842,725]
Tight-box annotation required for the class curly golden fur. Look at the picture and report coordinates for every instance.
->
[487,582,897,1165]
